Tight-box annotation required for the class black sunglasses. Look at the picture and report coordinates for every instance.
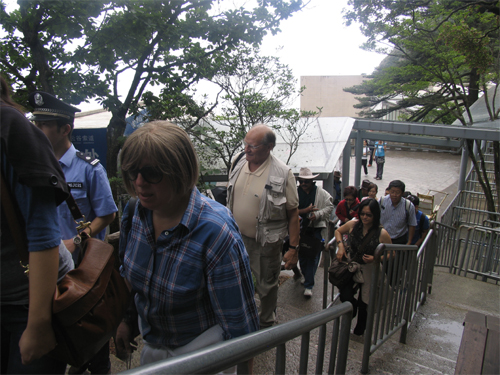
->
[125,166,164,184]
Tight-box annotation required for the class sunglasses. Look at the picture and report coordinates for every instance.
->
[125,166,164,184]
[359,212,373,218]
[298,179,312,184]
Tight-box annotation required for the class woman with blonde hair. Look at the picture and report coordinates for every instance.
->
[115,121,258,368]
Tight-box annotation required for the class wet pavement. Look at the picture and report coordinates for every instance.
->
[108,149,500,374]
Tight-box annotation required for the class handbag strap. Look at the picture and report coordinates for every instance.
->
[66,192,85,221]
[66,192,93,236]
[1,172,29,263]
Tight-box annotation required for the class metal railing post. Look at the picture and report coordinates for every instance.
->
[361,244,385,374]
[336,310,352,375]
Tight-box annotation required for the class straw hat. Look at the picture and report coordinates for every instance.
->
[298,167,319,179]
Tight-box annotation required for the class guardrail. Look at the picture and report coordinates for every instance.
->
[119,302,353,375]
[360,227,436,374]
[434,222,499,284]
[456,226,500,282]
[449,206,500,228]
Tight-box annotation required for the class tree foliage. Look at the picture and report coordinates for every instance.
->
[0,0,109,104]
[146,46,321,177]
[343,0,500,215]
[1,0,306,231]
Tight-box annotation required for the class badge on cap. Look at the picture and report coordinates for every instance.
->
[34,93,44,106]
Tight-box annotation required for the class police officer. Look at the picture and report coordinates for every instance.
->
[30,91,118,375]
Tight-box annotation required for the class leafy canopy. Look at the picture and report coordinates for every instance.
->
[343,0,499,125]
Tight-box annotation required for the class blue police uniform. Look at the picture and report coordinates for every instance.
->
[58,144,117,261]
[29,90,116,375]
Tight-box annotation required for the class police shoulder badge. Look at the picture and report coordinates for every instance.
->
[34,93,44,106]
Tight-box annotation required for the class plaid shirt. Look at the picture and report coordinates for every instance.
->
[119,187,259,348]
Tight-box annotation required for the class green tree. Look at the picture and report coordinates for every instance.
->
[0,0,109,104]
[1,0,305,230]
[154,46,321,176]
[343,0,500,215]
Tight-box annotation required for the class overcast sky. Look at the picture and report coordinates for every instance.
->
[260,0,384,77]
[4,0,385,111]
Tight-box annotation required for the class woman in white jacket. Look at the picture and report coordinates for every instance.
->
[296,168,334,297]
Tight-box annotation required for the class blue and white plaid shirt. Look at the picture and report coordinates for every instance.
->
[119,187,259,348]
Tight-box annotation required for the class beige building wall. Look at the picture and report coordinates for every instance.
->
[300,75,369,117]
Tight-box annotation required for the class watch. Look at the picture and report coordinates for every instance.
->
[289,245,299,250]
[73,234,82,247]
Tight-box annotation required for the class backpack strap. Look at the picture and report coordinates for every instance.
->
[229,151,246,173]
[404,198,411,223]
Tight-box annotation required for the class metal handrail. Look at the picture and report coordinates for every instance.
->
[360,230,437,374]
[119,302,353,375]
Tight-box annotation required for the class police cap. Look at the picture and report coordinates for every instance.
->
[29,91,81,124]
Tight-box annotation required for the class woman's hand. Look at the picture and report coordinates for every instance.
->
[115,321,138,361]
[19,321,57,365]
[336,246,345,261]
[362,254,374,264]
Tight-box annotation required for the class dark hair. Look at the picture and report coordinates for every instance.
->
[0,75,24,112]
[355,198,381,230]
[407,194,419,206]
[388,180,405,193]
[262,128,276,147]
[368,182,378,192]
[343,185,358,199]
[402,191,412,198]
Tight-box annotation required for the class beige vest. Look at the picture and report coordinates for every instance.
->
[228,155,290,246]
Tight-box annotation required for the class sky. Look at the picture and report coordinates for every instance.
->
[3,0,385,112]
[259,0,383,77]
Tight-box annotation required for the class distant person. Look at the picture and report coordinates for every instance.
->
[333,171,342,205]
[296,168,334,298]
[379,180,417,245]
[116,122,258,367]
[407,195,430,248]
[30,91,118,375]
[361,140,369,175]
[358,179,371,201]
[374,140,387,180]
[227,124,300,329]
[367,183,378,199]
[335,186,360,226]
[366,139,375,167]
[1,76,72,374]
[334,198,392,336]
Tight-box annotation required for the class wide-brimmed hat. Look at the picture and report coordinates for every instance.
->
[298,167,319,179]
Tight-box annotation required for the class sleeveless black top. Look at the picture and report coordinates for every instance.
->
[347,224,382,264]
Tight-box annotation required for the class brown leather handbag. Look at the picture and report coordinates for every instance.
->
[48,194,130,367]
[2,177,131,367]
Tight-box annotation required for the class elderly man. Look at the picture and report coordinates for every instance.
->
[379,180,417,245]
[227,124,300,328]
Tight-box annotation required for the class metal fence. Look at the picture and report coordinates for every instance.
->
[440,191,500,228]
[360,228,436,374]
[435,221,500,283]
[119,302,353,375]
